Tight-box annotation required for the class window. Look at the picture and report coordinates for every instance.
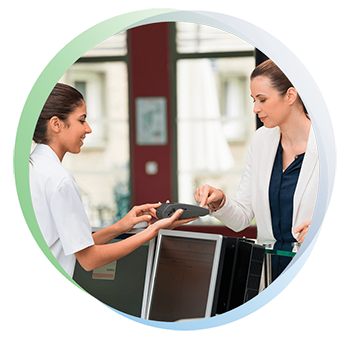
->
[175,23,256,224]
[60,56,129,228]
[176,22,254,53]
[64,68,106,148]
[214,57,255,143]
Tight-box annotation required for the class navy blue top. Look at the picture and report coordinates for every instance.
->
[269,140,305,280]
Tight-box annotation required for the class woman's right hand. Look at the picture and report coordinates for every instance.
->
[118,202,161,234]
[194,184,224,209]
[149,209,198,233]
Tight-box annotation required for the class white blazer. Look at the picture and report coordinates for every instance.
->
[212,126,319,243]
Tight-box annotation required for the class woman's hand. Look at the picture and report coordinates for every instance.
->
[149,209,198,233]
[119,203,161,233]
[78,209,198,271]
[294,220,311,243]
[194,184,225,209]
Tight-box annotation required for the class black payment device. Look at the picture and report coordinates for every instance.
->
[156,203,210,220]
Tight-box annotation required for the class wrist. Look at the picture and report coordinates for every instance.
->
[208,189,226,211]
[113,219,126,233]
[142,224,159,239]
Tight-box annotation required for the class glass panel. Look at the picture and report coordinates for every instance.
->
[74,81,86,97]
[176,22,254,53]
[60,61,129,228]
[177,57,256,225]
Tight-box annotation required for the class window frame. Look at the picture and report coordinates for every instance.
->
[73,23,259,208]
[169,22,257,203]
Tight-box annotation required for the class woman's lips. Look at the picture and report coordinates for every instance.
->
[259,116,267,122]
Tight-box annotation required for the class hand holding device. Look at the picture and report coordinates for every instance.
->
[120,203,161,233]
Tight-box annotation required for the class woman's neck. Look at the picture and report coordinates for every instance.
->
[47,142,66,162]
[279,111,311,149]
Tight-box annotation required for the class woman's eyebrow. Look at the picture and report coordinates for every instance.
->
[251,94,266,99]
[79,114,87,119]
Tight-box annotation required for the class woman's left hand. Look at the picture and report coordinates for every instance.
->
[119,203,161,233]
[294,220,311,243]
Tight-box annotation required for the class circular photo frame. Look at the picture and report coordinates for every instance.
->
[14,8,336,331]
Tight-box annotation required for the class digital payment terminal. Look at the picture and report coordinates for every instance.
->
[156,202,210,220]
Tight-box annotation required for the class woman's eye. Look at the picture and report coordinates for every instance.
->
[252,97,266,105]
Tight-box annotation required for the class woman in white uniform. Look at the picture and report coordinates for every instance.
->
[194,60,319,280]
[30,83,194,277]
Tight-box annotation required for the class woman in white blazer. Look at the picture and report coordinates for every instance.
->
[194,60,319,279]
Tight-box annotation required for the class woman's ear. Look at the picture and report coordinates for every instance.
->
[48,116,62,133]
[286,87,298,106]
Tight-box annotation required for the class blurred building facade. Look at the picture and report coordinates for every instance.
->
[58,22,257,228]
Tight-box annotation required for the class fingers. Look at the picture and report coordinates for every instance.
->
[297,229,308,243]
[133,203,162,212]
[132,203,161,219]
[151,209,183,230]
[294,220,311,243]
[195,185,224,209]
[294,222,303,234]
[164,213,199,231]
[171,217,198,229]
[168,209,183,222]
[200,186,211,207]
[134,214,153,225]
[294,220,311,233]
[296,222,310,243]
[195,185,210,207]
[180,217,199,224]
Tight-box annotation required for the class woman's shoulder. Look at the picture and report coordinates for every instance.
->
[30,146,74,185]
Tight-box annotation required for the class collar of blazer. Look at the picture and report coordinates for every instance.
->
[293,126,318,222]
[257,126,318,228]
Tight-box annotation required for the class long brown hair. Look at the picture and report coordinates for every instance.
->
[251,59,308,118]
[33,83,85,144]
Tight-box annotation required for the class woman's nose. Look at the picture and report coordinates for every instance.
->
[253,101,260,114]
[86,122,92,134]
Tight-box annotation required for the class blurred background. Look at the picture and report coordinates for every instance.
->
[55,22,264,228]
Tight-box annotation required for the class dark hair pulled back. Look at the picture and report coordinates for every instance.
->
[251,59,308,117]
[33,83,84,144]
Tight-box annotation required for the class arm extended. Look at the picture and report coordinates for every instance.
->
[75,209,197,271]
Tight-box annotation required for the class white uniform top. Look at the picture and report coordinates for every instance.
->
[29,144,94,277]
